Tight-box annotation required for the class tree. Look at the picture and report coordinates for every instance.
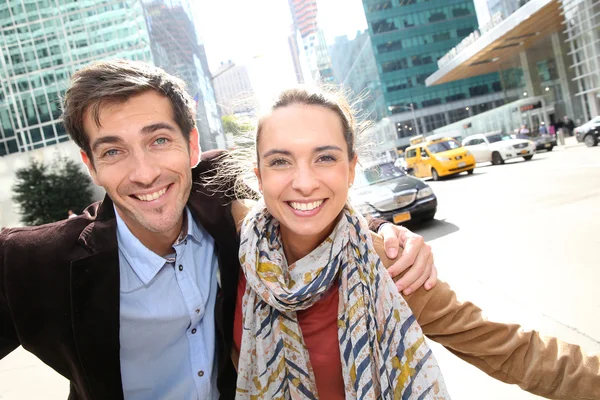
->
[12,156,94,225]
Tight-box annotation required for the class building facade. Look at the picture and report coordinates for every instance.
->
[0,0,153,157]
[142,0,223,150]
[426,0,596,137]
[364,0,505,148]
[329,31,387,121]
[288,0,334,83]
[0,0,223,158]
[212,61,258,118]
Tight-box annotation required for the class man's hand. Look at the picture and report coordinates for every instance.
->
[378,223,437,295]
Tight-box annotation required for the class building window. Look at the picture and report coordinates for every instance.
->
[428,12,446,23]
[452,7,471,18]
[424,113,447,132]
[433,32,451,42]
[372,19,398,34]
[446,93,466,102]
[448,108,469,123]
[469,84,489,96]
[456,27,474,38]
[377,40,403,53]
[381,59,408,73]
[422,98,442,108]
[367,1,392,12]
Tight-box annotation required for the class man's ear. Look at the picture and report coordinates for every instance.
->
[80,150,100,186]
[189,128,201,167]
[253,165,262,193]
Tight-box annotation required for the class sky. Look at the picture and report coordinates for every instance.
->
[194,0,368,74]
[192,0,367,110]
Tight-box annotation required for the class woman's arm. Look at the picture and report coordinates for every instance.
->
[371,233,600,400]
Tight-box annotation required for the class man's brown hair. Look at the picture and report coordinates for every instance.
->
[61,59,196,160]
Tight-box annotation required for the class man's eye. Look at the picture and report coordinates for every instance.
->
[155,137,169,145]
[103,149,120,157]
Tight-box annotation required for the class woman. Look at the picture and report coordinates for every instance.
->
[227,88,599,399]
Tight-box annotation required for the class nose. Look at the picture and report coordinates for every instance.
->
[128,150,161,186]
[291,163,319,195]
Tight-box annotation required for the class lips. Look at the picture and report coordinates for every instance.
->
[288,200,324,211]
[132,185,169,202]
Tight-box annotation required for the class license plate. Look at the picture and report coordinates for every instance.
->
[393,212,411,224]
[545,143,551,147]
[520,149,528,154]
[458,161,466,167]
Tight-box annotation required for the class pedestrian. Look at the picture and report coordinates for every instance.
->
[563,115,575,136]
[224,87,600,399]
[67,209,77,219]
[539,122,548,134]
[0,60,435,400]
[519,124,530,134]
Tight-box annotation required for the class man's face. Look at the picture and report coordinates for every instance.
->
[81,91,200,240]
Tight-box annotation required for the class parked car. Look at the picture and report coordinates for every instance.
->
[404,137,476,181]
[463,131,536,165]
[350,162,437,224]
[516,132,556,151]
[575,116,600,147]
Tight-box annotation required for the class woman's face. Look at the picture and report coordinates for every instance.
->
[255,104,357,244]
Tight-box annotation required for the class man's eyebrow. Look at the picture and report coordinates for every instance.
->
[141,122,177,135]
[262,149,291,158]
[91,136,123,153]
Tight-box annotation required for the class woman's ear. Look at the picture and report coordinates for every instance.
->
[348,154,358,187]
[254,166,263,193]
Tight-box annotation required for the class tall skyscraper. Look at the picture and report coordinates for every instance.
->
[212,61,258,118]
[142,0,223,150]
[0,0,223,157]
[364,0,503,143]
[329,31,386,121]
[288,0,334,83]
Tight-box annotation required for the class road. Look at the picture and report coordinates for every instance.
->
[410,142,600,398]
[1,142,599,399]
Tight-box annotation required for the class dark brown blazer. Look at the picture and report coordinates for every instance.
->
[0,150,241,400]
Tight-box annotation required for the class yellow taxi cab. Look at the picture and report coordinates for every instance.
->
[404,137,475,181]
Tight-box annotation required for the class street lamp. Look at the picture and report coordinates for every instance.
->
[388,103,420,136]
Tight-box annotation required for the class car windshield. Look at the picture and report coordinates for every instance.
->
[486,133,512,143]
[427,139,461,154]
[354,163,405,187]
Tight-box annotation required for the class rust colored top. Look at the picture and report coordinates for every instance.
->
[233,273,345,399]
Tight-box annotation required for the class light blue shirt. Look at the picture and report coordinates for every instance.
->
[116,207,219,400]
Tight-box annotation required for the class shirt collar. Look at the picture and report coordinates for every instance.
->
[115,207,199,285]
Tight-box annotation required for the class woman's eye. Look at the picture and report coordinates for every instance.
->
[269,158,289,167]
[317,154,337,163]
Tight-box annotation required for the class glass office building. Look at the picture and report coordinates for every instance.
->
[0,0,223,157]
[364,0,505,145]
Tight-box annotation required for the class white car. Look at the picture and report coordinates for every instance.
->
[463,131,536,165]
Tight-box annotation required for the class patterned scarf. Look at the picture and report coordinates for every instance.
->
[236,200,450,399]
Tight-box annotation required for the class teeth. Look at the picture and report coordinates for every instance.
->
[135,187,167,202]
[289,200,324,211]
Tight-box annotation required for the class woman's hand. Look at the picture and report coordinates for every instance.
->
[377,223,437,295]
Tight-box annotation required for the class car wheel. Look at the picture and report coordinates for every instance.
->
[523,155,533,161]
[422,212,436,221]
[431,168,440,181]
[547,146,553,152]
[491,152,504,165]
[467,168,474,175]
[584,134,598,147]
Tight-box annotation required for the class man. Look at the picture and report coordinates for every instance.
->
[0,60,435,400]
[67,209,78,219]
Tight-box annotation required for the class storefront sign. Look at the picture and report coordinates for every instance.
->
[520,101,542,112]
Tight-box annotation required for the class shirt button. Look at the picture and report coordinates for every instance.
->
[191,328,197,334]
[198,370,204,377]
[178,265,183,271]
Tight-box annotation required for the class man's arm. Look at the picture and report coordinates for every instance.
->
[372,234,600,399]
[0,233,20,359]
[368,219,437,294]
